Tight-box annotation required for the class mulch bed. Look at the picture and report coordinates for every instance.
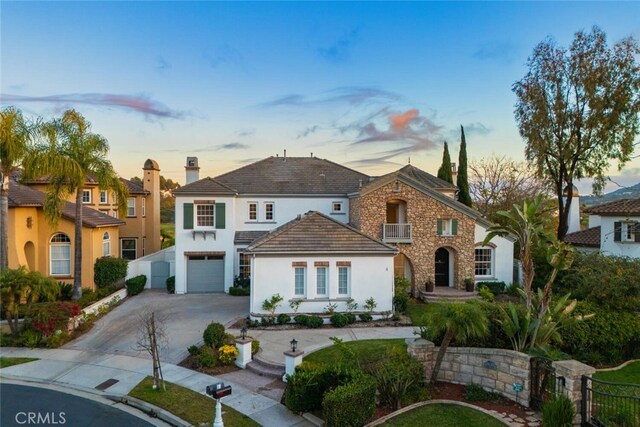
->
[178,353,240,376]
[229,316,413,331]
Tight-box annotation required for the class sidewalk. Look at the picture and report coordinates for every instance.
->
[0,347,310,427]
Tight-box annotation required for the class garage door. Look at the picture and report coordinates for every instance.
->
[187,255,224,293]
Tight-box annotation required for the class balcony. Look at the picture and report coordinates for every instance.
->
[383,223,412,243]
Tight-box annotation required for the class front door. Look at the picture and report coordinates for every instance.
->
[435,248,449,287]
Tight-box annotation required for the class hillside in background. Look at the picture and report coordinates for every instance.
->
[582,182,640,206]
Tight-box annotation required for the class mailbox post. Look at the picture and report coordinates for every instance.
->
[206,382,232,427]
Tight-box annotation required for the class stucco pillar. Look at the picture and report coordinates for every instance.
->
[552,359,596,425]
[406,338,435,382]
[234,338,252,369]
[283,350,305,382]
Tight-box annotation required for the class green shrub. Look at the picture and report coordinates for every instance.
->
[477,281,506,294]
[464,383,501,401]
[505,282,521,296]
[198,346,217,368]
[277,313,292,325]
[203,322,226,348]
[541,395,575,427]
[0,333,15,347]
[344,313,356,324]
[260,316,275,326]
[285,365,359,414]
[233,275,250,289]
[125,275,146,296]
[359,313,373,322]
[94,257,128,289]
[306,315,324,328]
[188,345,200,356]
[46,331,70,348]
[19,329,41,348]
[322,374,376,427]
[251,339,260,355]
[478,285,495,302]
[393,277,410,314]
[27,301,80,337]
[374,350,424,410]
[560,301,640,365]
[58,282,73,301]
[166,276,175,294]
[229,286,250,296]
[330,313,348,328]
[294,315,309,325]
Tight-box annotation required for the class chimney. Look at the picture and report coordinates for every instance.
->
[564,185,581,233]
[283,149,287,161]
[185,157,200,184]
[451,162,457,184]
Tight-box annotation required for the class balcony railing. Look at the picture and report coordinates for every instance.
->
[383,223,412,243]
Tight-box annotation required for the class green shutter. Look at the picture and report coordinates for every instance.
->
[452,219,458,235]
[183,203,193,229]
[215,203,226,229]
[437,219,442,236]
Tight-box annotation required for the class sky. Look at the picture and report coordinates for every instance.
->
[1,1,639,194]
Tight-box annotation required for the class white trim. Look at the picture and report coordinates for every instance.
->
[338,266,350,296]
[120,238,137,260]
[474,246,494,278]
[127,197,136,217]
[316,266,328,296]
[99,190,108,204]
[82,189,92,204]
[264,201,274,221]
[294,266,306,297]
[141,198,146,217]
[247,201,258,221]
[332,201,344,214]
[49,233,71,276]
[195,202,215,228]
[102,231,111,257]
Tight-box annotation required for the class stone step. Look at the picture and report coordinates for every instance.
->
[246,359,285,379]
[420,291,480,302]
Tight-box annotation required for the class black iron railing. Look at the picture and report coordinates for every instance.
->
[581,376,640,427]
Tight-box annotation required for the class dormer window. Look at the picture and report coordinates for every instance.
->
[82,189,91,204]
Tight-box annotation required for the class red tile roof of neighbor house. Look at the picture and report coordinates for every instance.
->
[584,198,640,216]
[244,211,398,254]
[563,226,601,248]
[8,177,125,228]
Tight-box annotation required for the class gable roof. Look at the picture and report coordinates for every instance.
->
[234,230,269,245]
[8,178,125,228]
[583,198,640,216]
[121,178,149,195]
[172,177,237,196]
[563,226,601,248]
[213,156,369,195]
[244,211,398,254]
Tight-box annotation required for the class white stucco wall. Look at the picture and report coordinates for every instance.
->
[249,254,394,316]
[174,195,236,293]
[234,196,349,231]
[474,223,515,284]
[588,214,601,228]
[600,216,640,258]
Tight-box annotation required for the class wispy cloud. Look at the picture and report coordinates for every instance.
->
[236,128,256,137]
[1,93,184,119]
[473,42,517,64]
[297,125,320,139]
[156,56,171,71]
[216,142,250,150]
[317,28,360,63]
[204,44,245,69]
[260,86,401,108]
[447,122,492,140]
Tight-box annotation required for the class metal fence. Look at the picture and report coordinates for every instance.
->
[581,376,640,427]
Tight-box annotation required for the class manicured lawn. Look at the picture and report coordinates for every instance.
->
[407,300,436,324]
[594,361,640,384]
[0,357,38,369]
[304,339,406,367]
[382,403,506,426]
[129,377,259,427]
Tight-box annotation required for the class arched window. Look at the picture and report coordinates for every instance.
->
[103,232,111,257]
[50,233,71,276]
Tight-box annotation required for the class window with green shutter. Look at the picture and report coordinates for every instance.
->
[215,203,226,229]
[183,203,194,229]
[451,219,458,235]
[437,218,442,236]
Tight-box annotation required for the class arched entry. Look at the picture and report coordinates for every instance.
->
[435,247,456,287]
[24,241,35,271]
[393,253,414,288]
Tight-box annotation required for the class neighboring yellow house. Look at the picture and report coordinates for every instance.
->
[7,159,162,289]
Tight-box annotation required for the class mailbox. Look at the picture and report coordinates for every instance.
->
[206,382,232,399]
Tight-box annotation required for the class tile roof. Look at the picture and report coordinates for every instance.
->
[360,164,456,194]
[120,178,149,195]
[8,177,125,228]
[234,230,269,245]
[213,156,369,195]
[563,226,601,248]
[172,177,237,196]
[583,198,640,216]
[244,211,398,254]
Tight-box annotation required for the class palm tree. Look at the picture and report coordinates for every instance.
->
[0,107,34,269]
[425,302,489,383]
[22,110,128,299]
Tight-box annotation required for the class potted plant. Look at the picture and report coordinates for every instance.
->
[464,278,475,292]
[425,278,435,293]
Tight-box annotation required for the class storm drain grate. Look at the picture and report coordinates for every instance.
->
[95,378,119,391]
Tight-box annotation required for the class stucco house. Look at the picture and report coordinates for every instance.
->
[172,154,514,316]
[564,198,640,257]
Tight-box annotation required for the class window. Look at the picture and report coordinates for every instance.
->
[338,266,350,296]
[196,204,215,227]
[121,238,137,260]
[294,267,306,296]
[437,218,458,236]
[239,253,251,278]
[614,221,639,243]
[50,233,71,276]
[316,267,327,296]
[112,210,119,219]
[622,222,637,243]
[332,201,344,213]
[82,189,91,204]
[248,203,257,221]
[142,198,146,217]
[102,232,110,257]
[100,191,108,204]
[264,202,274,221]
[127,198,136,217]
[475,247,494,277]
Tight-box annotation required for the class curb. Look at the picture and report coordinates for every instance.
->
[596,359,640,372]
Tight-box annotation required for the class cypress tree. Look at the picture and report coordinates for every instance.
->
[457,125,473,207]
[437,142,453,184]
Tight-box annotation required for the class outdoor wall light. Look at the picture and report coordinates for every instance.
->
[290,338,298,352]
[240,327,247,340]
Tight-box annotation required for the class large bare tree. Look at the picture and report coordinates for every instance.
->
[513,26,640,239]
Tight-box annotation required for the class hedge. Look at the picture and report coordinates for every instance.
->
[476,281,506,294]
[229,286,250,296]
[322,374,376,427]
[125,275,146,296]
[166,276,175,294]
[94,257,128,289]
[330,313,348,328]
[285,365,359,414]
[294,314,324,328]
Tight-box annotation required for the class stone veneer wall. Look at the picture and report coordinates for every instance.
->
[354,180,475,291]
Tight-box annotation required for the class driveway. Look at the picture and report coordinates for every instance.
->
[65,290,249,364]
